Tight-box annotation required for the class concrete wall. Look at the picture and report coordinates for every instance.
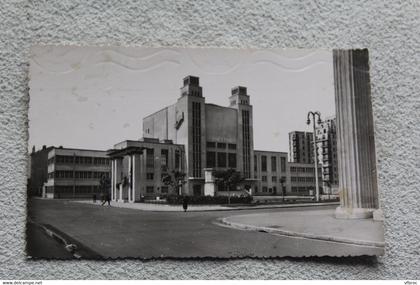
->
[205,104,238,143]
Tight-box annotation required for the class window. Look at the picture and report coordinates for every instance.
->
[146,186,154,193]
[206,151,216,168]
[217,142,226,149]
[271,156,277,172]
[206,141,216,148]
[281,157,286,172]
[146,148,154,168]
[217,152,227,168]
[262,175,267,182]
[146,173,154,180]
[261,155,267,172]
[272,176,277,182]
[228,143,236,150]
[161,149,168,169]
[262,186,268,192]
[228,153,236,168]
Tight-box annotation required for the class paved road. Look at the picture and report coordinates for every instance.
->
[27,198,382,259]
[26,221,74,259]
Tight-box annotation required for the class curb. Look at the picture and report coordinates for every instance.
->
[77,201,340,212]
[217,217,385,248]
[40,224,82,259]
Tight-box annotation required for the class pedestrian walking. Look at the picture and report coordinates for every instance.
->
[182,196,189,212]
[101,193,111,206]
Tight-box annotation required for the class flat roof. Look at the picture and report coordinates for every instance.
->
[50,147,108,153]
[254,149,288,154]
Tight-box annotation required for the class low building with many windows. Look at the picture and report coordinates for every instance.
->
[253,150,288,196]
[43,147,111,199]
[288,162,322,196]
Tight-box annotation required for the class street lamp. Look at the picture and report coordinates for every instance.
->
[307,111,322,202]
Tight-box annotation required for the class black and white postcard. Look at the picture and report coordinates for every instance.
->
[27,46,384,259]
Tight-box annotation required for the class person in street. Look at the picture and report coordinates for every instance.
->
[101,193,111,206]
[182,195,189,212]
[92,194,97,204]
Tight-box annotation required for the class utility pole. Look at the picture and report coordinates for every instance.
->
[307,111,322,202]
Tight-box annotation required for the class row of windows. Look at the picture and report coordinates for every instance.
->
[255,155,287,172]
[261,176,287,183]
[291,176,316,183]
[48,171,110,179]
[206,141,237,150]
[290,166,321,173]
[48,185,104,194]
[206,152,237,168]
[49,155,110,165]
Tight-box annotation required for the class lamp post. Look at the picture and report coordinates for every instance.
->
[307,111,322,202]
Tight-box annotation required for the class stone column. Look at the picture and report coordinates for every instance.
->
[110,159,114,201]
[128,155,132,202]
[131,154,138,203]
[333,49,379,219]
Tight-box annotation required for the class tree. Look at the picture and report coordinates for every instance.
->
[161,170,186,196]
[213,168,245,204]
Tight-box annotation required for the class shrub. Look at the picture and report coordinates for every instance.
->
[165,195,252,205]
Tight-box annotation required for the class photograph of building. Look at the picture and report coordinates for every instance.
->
[26,46,384,259]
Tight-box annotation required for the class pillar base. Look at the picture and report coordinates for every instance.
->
[335,206,374,219]
[373,208,384,221]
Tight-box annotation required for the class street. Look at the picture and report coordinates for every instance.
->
[27,198,382,259]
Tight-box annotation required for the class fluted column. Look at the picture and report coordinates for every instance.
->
[333,49,379,219]
[128,155,132,202]
[111,159,115,201]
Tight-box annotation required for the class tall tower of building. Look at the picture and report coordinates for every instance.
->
[316,117,339,194]
[176,76,207,195]
[229,86,254,178]
[288,131,314,164]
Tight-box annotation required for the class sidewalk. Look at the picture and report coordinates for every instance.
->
[217,208,385,248]
[74,200,339,212]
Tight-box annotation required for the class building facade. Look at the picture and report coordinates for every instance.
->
[43,147,111,199]
[107,139,186,201]
[288,162,322,195]
[253,150,288,196]
[141,76,255,196]
[28,145,54,197]
[288,131,315,164]
[315,117,339,194]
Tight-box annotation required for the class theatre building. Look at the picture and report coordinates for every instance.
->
[140,75,255,197]
[43,147,111,199]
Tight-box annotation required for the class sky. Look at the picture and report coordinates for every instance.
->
[29,46,335,153]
